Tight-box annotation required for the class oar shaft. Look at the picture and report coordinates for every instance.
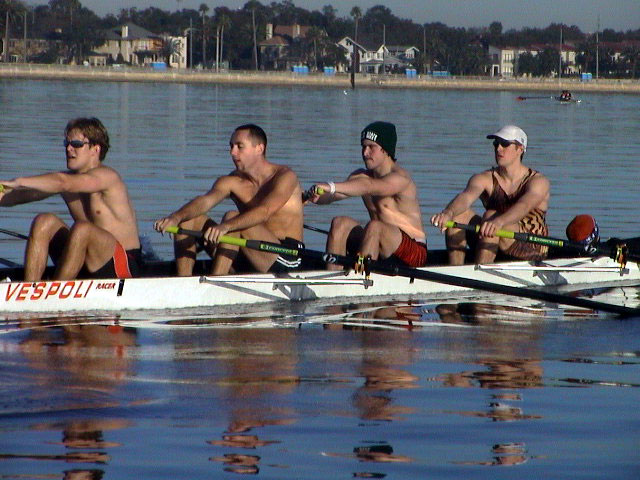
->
[444,221,565,248]
[163,225,639,316]
[443,221,639,263]
[164,226,303,257]
[0,228,29,240]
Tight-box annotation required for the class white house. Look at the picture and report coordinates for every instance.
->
[93,23,187,68]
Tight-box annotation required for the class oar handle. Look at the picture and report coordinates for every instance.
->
[444,220,574,249]
[302,186,325,203]
[444,221,516,240]
[164,226,301,257]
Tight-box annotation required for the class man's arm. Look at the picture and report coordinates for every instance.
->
[482,174,550,234]
[431,173,488,232]
[308,170,408,204]
[2,168,116,195]
[0,186,53,206]
[209,168,299,241]
[154,176,232,233]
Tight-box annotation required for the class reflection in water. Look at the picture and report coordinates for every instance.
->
[210,453,261,475]
[206,329,298,475]
[453,442,531,466]
[0,321,137,479]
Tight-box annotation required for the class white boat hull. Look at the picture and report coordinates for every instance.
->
[1,256,638,315]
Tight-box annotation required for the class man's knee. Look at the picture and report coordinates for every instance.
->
[30,213,67,241]
[363,219,383,235]
[330,216,355,235]
[31,213,61,231]
[68,220,94,238]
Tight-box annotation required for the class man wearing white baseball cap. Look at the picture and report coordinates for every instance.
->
[431,125,550,265]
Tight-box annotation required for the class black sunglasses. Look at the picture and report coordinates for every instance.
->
[492,138,514,149]
[64,139,90,148]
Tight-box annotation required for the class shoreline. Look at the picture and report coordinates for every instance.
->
[1,64,639,93]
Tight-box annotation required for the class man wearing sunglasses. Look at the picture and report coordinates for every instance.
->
[154,124,304,276]
[0,117,141,281]
[431,125,549,265]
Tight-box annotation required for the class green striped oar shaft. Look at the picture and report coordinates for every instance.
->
[165,226,303,257]
[163,226,638,316]
[444,221,639,263]
[444,221,566,248]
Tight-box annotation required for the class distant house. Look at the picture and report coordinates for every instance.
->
[337,38,418,74]
[2,37,58,63]
[487,45,519,77]
[385,45,420,61]
[92,23,187,68]
[259,23,319,70]
[488,43,578,77]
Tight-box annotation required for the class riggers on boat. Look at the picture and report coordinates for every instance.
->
[0,247,638,315]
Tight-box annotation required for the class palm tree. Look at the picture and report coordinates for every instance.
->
[305,26,324,71]
[199,3,209,67]
[1,0,26,62]
[160,37,182,67]
[214,13,230,72]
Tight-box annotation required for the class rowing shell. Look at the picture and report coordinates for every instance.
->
[0,255,637,316]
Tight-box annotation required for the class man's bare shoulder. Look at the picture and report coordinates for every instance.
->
[469,168,494,183]
[271,163,298,179]
[347,168,371,179]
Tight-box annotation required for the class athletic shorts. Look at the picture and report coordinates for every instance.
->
[90,242,142,279]
[269,237,305,273]
[390,230,428,267]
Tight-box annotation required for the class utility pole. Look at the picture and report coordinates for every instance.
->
[252,8,258,70]
[558,25,563,81]
[3,11,9,63]
[423,24,427,75]
[202,13,206,67]
[596,16,600,80]
[189,17,193,68]
[23,11,27,62]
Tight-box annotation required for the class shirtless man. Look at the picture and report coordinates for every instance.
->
[431,125,550,265]
[307,121,426,270]
[0,117,141,281]
[154,124,304,276]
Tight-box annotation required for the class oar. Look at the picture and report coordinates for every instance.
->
[443,221,639,263]
[516,95,554,101]
[164,226,640,317]
[0,228,29,240]
[304,223,329,235]
[302,186,329,234]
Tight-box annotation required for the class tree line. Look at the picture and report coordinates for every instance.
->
[2,0,639,77]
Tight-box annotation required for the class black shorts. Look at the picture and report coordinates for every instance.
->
[268,237,304,273]
[205,236,305,273]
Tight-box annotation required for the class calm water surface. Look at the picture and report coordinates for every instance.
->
[0,79,639,479]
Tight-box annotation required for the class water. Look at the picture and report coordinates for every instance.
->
[0,79,639,479]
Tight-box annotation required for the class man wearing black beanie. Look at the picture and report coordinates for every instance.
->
[306,121,427,270]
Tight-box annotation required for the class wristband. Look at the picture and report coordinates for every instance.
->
[327,181,336,195]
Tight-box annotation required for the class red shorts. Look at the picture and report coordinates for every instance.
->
[391,231,427,267]
[90,242,141,279]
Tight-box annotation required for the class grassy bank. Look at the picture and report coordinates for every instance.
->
[1,63,639,93]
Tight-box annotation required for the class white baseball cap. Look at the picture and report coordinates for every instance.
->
[487,125,527,151]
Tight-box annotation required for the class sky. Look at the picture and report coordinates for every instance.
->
[69,0,639,33]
